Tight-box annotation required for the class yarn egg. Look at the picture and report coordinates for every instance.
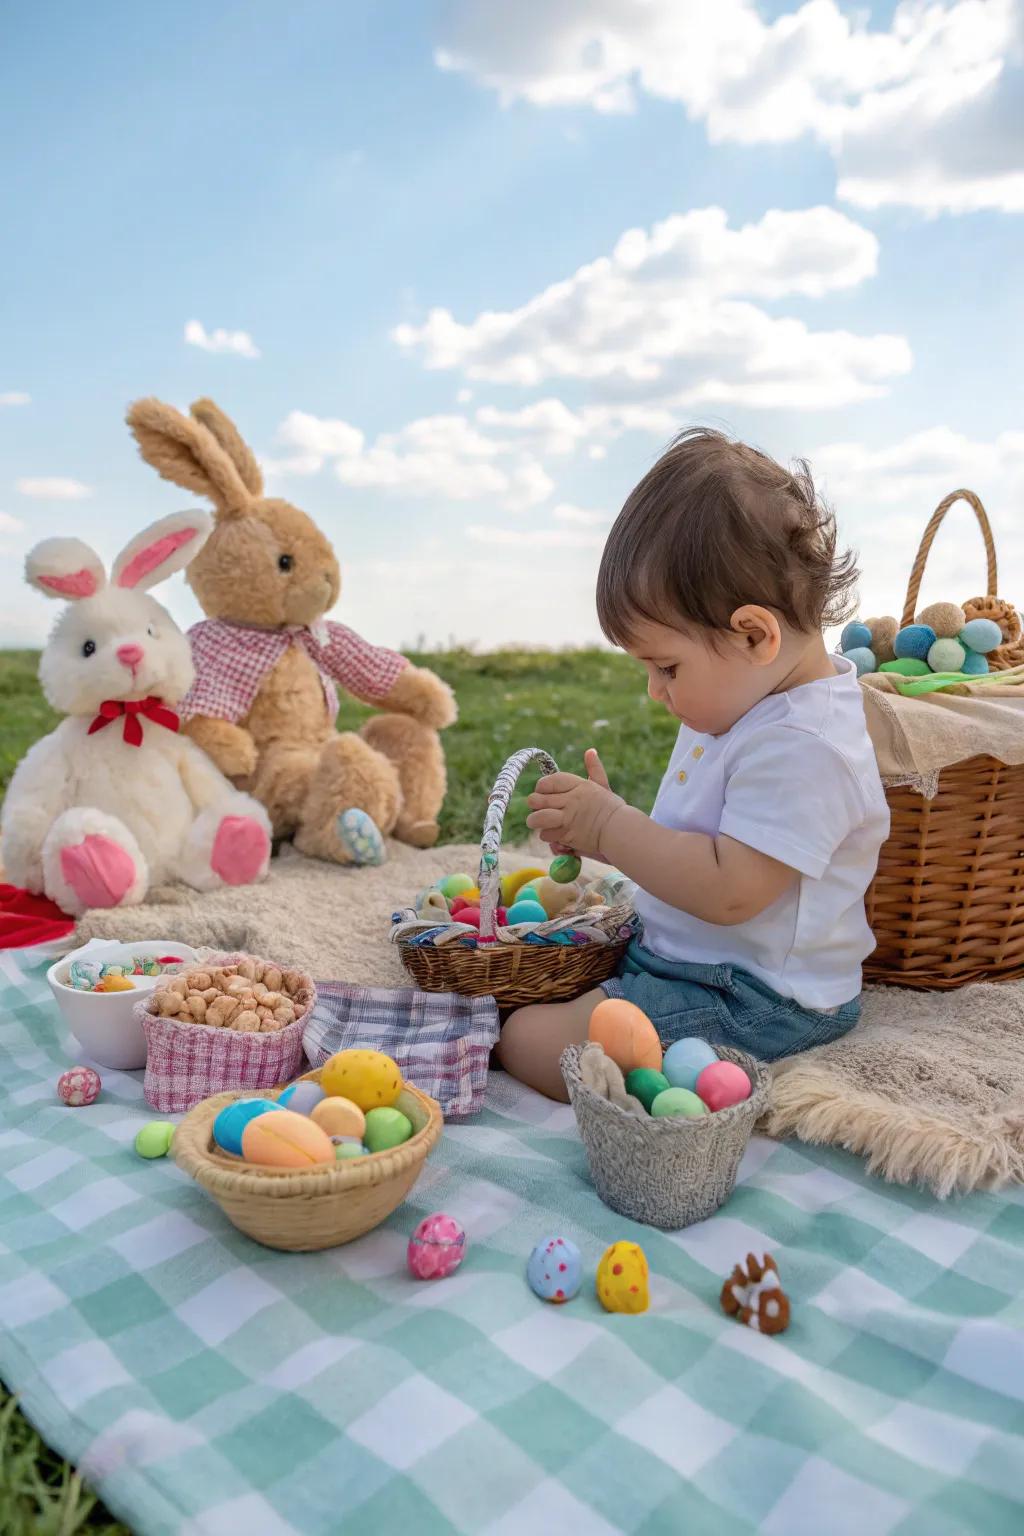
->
[866,616,898,663]
[928,638,966,674]
[696,1060,752,1112]
[843,646,877,677]
[213,1098,282,1156]
[506,899,548,925]
[960,617,1002,655]
[363,1106,413,1153]
[917,601,965,638]
[879,658,931,677]
[439,873,474,900]
[56,1066,101,1107]
[311,1096,366,1140]
[549,854,582,884]
[501,867,546,906]
[134,1121,175,1159]
[334,1140,368,1161]
[624,1067,670,1112]
[588,998,662,1073]
[278,1080,326,1115]
[662,1037,719,1092]
[320,1048,402,1111]
[651,1086,708,1118]
[960,650,989,676]
[840,621,872,652]
[407,1213,467,1279]
[526,1235,582,1303]
[596,1241,650,1314]
[894,624,936,662]
[241,1108,335,1167]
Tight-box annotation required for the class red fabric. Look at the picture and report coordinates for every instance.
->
[0,884,75,949]
[88,696,180,747]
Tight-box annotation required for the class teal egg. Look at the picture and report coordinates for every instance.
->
[894,624,936,662]
[213,1099,281,1156]
[961,649,989,676]
[840,621,872,651]
[959,618,1002,655]
[507,899,548,925]
[516,885,540,905]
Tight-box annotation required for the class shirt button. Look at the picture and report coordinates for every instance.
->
[692,745,704,759]
[677,770,688,784]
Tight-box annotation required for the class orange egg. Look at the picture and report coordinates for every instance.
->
[588,998,662,1073]
[241,1108,335,1168]
[310,1096,366,1140]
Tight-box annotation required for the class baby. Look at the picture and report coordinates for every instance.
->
[497,428,889,1101]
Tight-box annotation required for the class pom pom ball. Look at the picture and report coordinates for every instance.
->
[213,1098,280,1156]
[134,1121,175,1159]
[56,1066,102,1106]
[651,1086,707,1118]
[624,1067,670,1112]
[506,899,548,925]
[844,646,877,677]
[960,650,989,676]
[549,853,582,884]
[928,638,966,674]
[596,1241,650,1314]
[407,1213,466,1279]
[916,602,966,639]
[866,615,898,663]
[588,998,662,1073]
[840,621,872,651]
[363,1106,413,1152]
[894,624,936,662]
[662,1037,719,1091]
[526,1235,582,1303]
[696,1060,752,1111]
[959,617,1003,655]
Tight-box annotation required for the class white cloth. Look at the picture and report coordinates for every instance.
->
[635,655,889,1009]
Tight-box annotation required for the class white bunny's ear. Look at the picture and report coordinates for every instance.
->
[112,510,212,591]
[26,539,107,601]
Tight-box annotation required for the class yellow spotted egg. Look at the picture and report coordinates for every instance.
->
[319,1049,403,1112]
[596,1240,650,1314]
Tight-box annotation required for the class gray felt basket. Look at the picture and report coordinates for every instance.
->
[560,1043,771,1230]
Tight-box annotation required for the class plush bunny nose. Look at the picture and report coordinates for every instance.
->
[117,644,144,669]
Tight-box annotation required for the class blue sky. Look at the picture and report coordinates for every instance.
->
[2,0,1022,650]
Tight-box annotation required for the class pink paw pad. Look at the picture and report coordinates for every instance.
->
[60,835,136,909]
[211,816,269,886]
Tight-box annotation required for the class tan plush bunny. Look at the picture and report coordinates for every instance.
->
[125,397,456,867]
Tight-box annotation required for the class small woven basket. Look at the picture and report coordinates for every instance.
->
[173,1067,443,1252]
[864,490,1024,988]
[395,748,637,1007]
[560,1044,770,1230]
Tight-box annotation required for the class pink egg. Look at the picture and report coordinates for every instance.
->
[457,905,481,928]
[57,1066,101,1107]
[696,1060,752,1112]
[407,1212,467,1279]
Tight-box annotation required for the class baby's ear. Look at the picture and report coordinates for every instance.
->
[26,538,106,600]
[126,397,252,519]
[189,397,263,498]
[112,511,212,591]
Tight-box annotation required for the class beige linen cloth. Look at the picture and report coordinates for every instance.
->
[862,667,1024,795]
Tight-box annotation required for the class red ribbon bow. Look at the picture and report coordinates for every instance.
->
[87,697,181,747]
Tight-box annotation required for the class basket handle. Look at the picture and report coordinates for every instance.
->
[477,747,559,938]
[901,489,996,628]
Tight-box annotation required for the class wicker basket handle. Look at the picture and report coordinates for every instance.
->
[477,747,558,938]
[901,489,996,628]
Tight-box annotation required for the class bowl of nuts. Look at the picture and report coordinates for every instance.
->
[138,952,316,1113]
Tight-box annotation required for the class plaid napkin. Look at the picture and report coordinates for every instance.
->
[303,983,500,1119]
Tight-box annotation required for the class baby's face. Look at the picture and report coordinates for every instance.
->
[626,616,772,736]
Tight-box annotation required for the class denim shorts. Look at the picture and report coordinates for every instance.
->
[601,940,861,1063]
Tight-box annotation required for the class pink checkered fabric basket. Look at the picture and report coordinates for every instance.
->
[137,952,315,1114]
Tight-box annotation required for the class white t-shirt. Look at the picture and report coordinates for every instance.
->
[635,655,889,1009]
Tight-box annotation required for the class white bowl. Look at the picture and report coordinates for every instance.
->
[47,938,198,1070]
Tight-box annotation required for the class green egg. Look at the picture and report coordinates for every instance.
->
[549,854,582,884]
[335,1141,368,1160]
[651,1087,708,1119]
[364,1106,413,1153]
[134,1121,175,1159]
[625,1068,671,1113]
[439,873,474,900]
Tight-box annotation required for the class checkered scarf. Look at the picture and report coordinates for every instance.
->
[303,984,500,1120]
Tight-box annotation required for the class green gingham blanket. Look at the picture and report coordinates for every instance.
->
[2,947,1023,1536]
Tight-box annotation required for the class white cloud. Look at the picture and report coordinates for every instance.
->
[0,512,25,532]
[184,319,261,359]
[277,409,364,461]
[456,387,474,403]
[395,205,910,410]
[466,523,606,548]
[16,477,93,500]
[553,502,612,525]
[437,0,1023,215]
[0,392,30,407]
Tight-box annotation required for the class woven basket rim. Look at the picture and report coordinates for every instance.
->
[396,904,639,953]
[173,1074,443,1197]
[135,950,317,1041]
[560,1043,770,1132]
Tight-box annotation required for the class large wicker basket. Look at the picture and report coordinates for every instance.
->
[395,748,637,1007]
[864,490,1024,988]
[172,1068,443,1251]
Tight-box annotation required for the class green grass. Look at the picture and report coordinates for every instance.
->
[0,645,675,1535]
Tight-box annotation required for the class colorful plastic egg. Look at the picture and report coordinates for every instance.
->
[844,646,877,677]
[241,1108,335,1167]
[457,905,481,927]
[961,650,989,676]
[928,638,966,674]
[662,1037,719,1091]
[68,959,102,991]
[363,1106,413,1153]
[407,1213,467,1279]
[549,853,582,884]
[894,624,936,662]
[526,1235,582,1303]
[960,617,1002,654]
[588,998,662,1073]
[439,873,475,900]
[624,1067,670,1112]
[514,884,540,904]
[212,1098,281,1156]
[696,1060,752,1111]
[311,1096,366,1139]
[840,621,872,652]
[57,1066,101,1106]
[501,867,546,906]
[335,1140,368,1161]
[277,1080,326,1115]
[507,899,548,925]
[651,1086,707,1118]
[320,1049,402,1111]
[596,1241,649,1314]
[134,1121,175,1159]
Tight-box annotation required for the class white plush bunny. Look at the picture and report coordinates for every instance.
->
[2,511,272,916]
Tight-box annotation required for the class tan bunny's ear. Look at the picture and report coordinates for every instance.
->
[190,397,263,498]
[125,397,252,519]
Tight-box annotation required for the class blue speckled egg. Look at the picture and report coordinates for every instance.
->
[959,618,1002,655]
[213,1099,281,1156]
[527,1236,582,1304]
[278,1081,326,1115]
[844,646,877,677]
[960,649,989,676]
[894,624,937,662]
[662,1037,719,1092]
[840,621,872,652]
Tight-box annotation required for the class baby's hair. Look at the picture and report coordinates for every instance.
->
[597,427,858,644]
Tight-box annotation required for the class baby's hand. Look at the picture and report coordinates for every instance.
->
[526,749,624,858]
